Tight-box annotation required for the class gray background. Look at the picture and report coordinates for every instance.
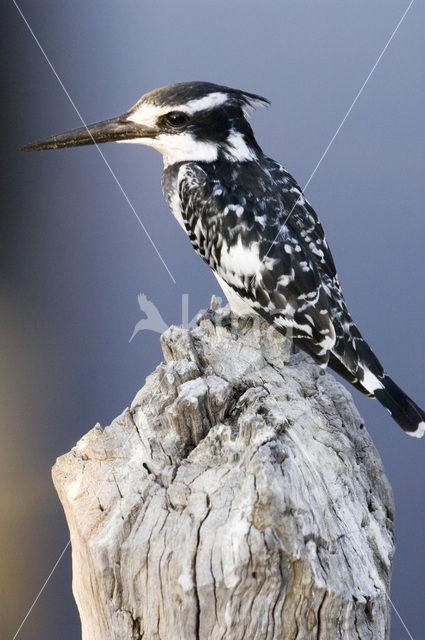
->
[1,1,424,638]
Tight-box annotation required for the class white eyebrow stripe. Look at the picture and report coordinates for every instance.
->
[184,92,228,113]
[127,92,228,126]
[127,104,168,126]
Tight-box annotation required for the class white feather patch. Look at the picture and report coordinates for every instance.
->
[214,273,254,316]
[409,421,425,438]
[118,132,219,166]
[225,131,257,161]
[361,368,384,394]
[185,92,228,113]
[220,237,263,277]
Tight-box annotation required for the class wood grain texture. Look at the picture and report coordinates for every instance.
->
[53,298,394,640]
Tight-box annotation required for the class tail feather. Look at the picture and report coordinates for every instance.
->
[327,352,374,396]
[327,345,424,438]
[295,332,424,437]
[374,375,425,438]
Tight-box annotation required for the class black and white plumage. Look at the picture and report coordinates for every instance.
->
[23,81,425,437]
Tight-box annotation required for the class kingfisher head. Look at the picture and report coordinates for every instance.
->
[22,81,269,166]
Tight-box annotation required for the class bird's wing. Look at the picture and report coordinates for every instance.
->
[266,158,338,283]
[178,161,340,363]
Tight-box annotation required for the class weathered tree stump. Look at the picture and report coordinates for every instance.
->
[53,298,394,640]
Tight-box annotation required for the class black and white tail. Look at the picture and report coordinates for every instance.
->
[328,344,425,438]
[373,375,425,438]
[297,331,425,437]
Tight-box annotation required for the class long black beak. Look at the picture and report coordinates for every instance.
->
[21,113,157,152]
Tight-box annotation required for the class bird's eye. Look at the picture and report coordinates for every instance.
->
[164,111,189,128]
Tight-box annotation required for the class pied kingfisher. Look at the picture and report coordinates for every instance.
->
[22,81,424,438]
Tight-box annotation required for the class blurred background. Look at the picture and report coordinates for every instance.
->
[1,1,424,638]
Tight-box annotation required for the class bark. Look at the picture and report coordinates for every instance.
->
[52,297,395,640]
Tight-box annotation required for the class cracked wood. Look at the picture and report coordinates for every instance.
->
[53,297,394,640]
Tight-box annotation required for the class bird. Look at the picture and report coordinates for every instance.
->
[22,81,424,437]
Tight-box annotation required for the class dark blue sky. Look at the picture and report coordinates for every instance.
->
[1,1,424,638]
